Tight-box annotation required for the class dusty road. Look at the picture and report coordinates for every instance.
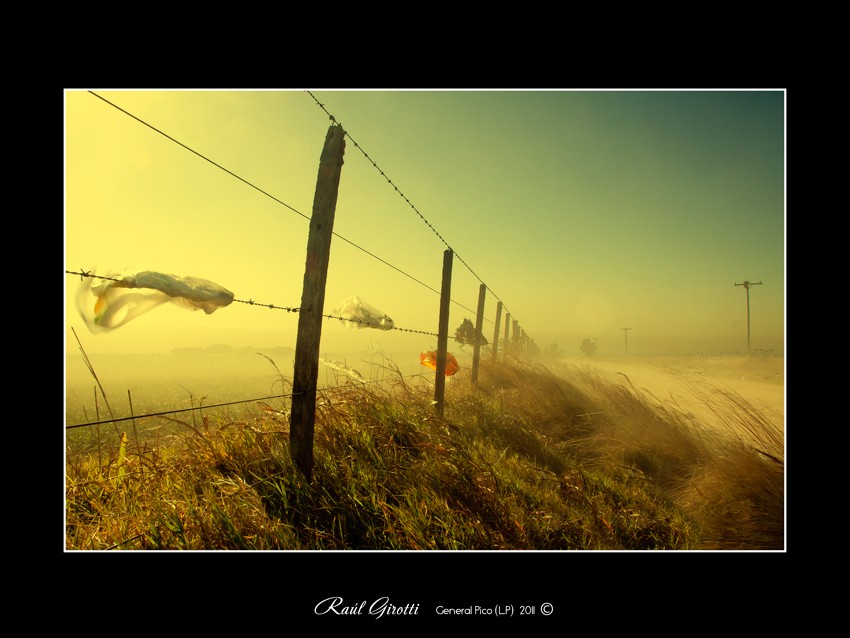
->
[554,355,785,447]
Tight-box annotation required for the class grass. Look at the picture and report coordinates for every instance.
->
[64,356,784,551]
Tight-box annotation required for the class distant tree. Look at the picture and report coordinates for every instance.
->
[454,318,487,347]
[580,338,597,357]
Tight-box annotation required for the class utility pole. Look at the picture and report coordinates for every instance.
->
[734,280,762,356]
[621,328,631,355]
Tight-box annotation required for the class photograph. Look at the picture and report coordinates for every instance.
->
[63,87,787,613]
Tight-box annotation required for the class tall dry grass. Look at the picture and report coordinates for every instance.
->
[65,356,784,551]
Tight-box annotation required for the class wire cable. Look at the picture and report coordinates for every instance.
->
[307,91,518,328]
[85,91,483,321]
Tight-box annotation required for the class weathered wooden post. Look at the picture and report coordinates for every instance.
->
[434,249,453,416]
[504,312,511,357]
[471,283,486,385]
[492,301,502,361]
[290,124,346,482]
[513,319,520,355]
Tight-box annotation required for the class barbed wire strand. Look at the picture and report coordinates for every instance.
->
[66,270,441,337]
[85,91,483,322]
[307,91,519,329]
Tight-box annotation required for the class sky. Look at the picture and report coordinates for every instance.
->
[64,89,785,361]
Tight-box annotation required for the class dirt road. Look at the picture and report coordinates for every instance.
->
[556,356,785,447]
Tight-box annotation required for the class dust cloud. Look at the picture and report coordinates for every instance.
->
[554,355,785,448]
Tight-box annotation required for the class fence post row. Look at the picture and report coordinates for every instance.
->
[434,249,454,416]
[290,124,346,482]
[471,283,486,386]
[492,301,502,361]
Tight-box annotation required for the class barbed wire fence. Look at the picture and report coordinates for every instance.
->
[65,270,441,337]
[307,92,518,326]
[66,90,538,478]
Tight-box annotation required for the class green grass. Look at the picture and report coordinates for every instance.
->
[64,357,784,551]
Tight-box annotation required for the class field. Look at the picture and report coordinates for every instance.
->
[64,351,785,551]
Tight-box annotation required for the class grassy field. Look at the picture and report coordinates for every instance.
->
[64,354,784,551]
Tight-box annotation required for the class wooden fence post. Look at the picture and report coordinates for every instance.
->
[513,319,520,355]
[471,283,486,385]
[504,312,511,356]
[290,124,346,482]
[434,249,453,416]
[492,301,502,361]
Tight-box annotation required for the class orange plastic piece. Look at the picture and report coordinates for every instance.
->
[420,351,460,376]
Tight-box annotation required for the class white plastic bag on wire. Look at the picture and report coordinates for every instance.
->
[334,296,394,330]
[320,357,367,383]
[76,270,234,333]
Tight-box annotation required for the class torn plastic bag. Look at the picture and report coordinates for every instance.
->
[320,357,367,383]
[420,351,460,376]
[76,270,234,333]
[334,296,394,330]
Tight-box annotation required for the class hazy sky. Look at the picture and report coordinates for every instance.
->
[64,89,785,358]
